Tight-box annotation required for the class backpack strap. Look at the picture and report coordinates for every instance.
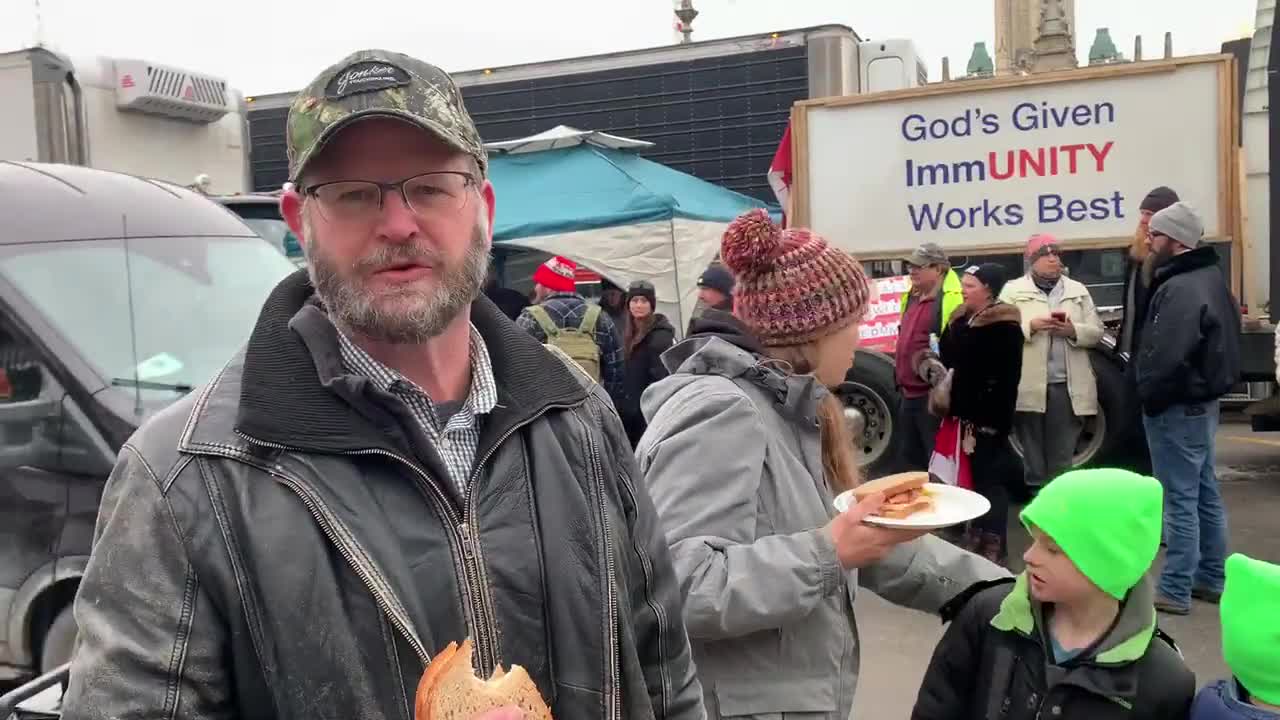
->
[579,304,602,335]
[526,305,560,338]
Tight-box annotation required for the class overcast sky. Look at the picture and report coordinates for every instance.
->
[0,0,1260,95]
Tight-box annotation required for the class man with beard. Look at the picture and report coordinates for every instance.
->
[1119,186,1179,358]
[598,278,628,334]
[1136,201,1241,616]
[60,49,703,720]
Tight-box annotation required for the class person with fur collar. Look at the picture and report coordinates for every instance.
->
[936,263,1025,564]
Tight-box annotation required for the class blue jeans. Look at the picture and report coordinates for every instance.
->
[1143,401,1229,606]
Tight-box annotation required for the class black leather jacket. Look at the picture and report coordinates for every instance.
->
[62,271,703,720]
[1136,246,1242,415]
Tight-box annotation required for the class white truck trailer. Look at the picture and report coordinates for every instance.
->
[0,47,250,194]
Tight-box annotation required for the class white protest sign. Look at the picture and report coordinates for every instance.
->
[796,57,1235,256]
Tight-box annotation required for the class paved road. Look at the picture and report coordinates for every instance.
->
[852,418,1280,718]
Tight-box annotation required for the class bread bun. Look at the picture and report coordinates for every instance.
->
[415,639,552,720]
[852,471,929,500]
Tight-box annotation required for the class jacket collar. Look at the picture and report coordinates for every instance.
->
[903,267,963,300]
[660,335,826,424]
[1005,274,1090,300]
[1152,245,1221,288]
[992,572,1157,663]
[991,573,1159,705]
[231,270,588,454]
[948,301,1022,328]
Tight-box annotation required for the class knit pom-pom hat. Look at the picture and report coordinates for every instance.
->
[720,209,872,347]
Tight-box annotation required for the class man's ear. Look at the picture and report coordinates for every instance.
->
[280,185,307,248]
[481,180,496,243]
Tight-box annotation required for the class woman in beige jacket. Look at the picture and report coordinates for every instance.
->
[999,234,1105,490]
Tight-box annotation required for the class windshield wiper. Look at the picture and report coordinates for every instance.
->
[111,378,194,394]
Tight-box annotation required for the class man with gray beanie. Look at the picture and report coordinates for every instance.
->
[1136,201,1241,616]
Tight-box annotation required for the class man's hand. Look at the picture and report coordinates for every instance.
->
[1030,317,1056,333]
[476,707,523,720]
[827,493,930,570]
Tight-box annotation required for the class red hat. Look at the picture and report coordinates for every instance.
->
[720,209,871,347]
[533,256,577,293]
[1026,233,1060,260]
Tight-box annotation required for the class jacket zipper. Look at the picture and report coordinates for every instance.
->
[573,411,621,720]
[238,402,578,679]
[235,432,496,670]
[234,433,431,665]
[453,400,580,673]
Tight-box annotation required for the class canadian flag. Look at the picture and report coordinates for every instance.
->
[767,120,793,226]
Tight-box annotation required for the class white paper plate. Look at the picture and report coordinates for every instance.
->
[832,483,992,530]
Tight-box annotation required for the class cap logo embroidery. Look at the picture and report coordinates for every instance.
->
[326,61,411,99]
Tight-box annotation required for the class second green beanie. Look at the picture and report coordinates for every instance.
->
[1221,553,1280,706]
[1020,468,1164,600]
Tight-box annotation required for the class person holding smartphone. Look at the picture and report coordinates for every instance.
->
[999,234,1105,493]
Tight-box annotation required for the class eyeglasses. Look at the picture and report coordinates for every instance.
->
[304,171,477,223]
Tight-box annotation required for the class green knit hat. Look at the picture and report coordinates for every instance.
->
[1020,468,1163,600]
[1221,553,1280,706]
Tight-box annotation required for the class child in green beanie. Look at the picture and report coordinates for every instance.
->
[912,468,1195,720]
[1190,553,1280,719]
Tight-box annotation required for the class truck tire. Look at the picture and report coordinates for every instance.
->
[1089,349,1152,473]
[1008,347,1151,474]
[39,605,77,675]
[838,350,903,478]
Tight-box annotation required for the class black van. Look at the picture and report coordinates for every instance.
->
[0,161,297,710]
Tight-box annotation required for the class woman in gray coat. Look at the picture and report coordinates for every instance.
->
[636,210,1009,720]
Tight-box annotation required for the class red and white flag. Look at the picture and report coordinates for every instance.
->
[767,120,793,225]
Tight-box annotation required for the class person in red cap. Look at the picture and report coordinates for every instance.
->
[1000,234,1104,493]
[516,255,625,405]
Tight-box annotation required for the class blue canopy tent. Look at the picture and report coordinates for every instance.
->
[485,126,779,331]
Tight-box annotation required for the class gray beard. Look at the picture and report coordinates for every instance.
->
[306,221,490,343]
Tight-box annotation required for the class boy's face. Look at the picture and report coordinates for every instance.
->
[1023,527,1101,604]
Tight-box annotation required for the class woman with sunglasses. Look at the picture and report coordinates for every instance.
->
[999,235,1104,495]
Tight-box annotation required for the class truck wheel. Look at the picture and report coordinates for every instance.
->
[39,605,78,674]
[838,351,902,477]
[1008,349,1149,473]
[1089,349,1152,473]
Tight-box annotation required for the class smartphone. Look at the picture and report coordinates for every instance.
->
[1051,311,1067,322]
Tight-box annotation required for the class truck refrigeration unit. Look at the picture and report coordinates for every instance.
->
[0,47,250,194]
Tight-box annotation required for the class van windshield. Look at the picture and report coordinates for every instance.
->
[0,235,297,392]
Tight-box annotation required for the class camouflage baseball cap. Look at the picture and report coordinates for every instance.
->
[286,49,487,184]
[903,242,949,267]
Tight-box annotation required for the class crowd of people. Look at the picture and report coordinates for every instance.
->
[893,188,1245,619]
[47,47,1278,720]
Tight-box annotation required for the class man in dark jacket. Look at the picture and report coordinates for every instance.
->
[1119,186,1179,358]
[1136,201,1241,616]
[685,263,734,335]
[60,49,703,720]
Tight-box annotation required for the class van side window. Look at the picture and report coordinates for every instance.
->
[0,326,43,403]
